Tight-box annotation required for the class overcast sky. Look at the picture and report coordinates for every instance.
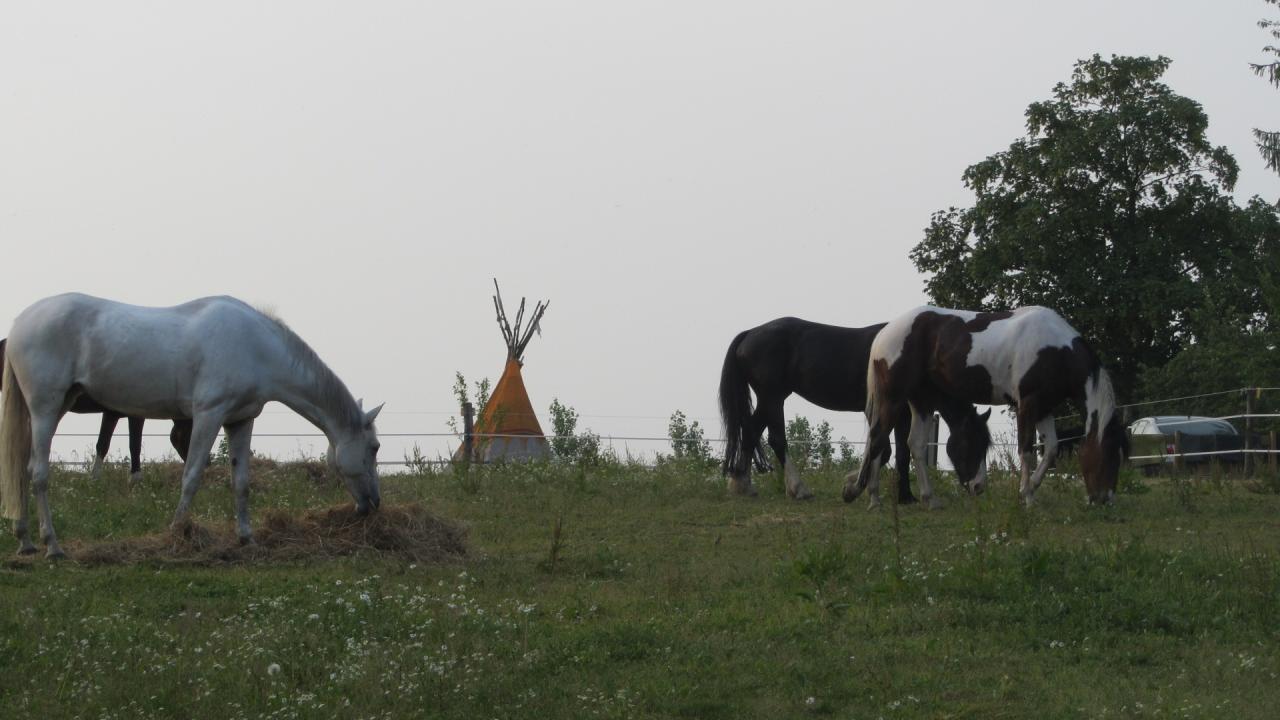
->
[3,1,1278,466]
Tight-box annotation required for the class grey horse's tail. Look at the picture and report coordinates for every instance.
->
[0,352,32,521]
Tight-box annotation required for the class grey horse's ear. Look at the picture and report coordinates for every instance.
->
[364,402,385,427]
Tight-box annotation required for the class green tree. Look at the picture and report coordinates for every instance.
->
[446,371,491,434]
[548,398,602,465]
[910,54,1280,397]
[1253,0,1280,177]
[812,420,834,468]
[786,416,813,469]
[668,410,713,463]
[785,416,835,469]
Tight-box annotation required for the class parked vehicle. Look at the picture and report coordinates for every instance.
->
[1127,416,1244,474]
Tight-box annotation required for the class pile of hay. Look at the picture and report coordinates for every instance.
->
[67,503,468,566]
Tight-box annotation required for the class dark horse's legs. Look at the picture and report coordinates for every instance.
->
[726,407,768,495]
[91,412,124,481]
[127,416,144,477]
[170,420,193,462]
[762,398,814,500]
[90,415,195,481]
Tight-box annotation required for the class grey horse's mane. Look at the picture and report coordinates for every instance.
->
[255,305,363,428]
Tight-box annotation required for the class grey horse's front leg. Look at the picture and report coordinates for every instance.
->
[170,412,225,532]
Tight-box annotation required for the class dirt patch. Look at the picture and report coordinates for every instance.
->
[59,503,468,566]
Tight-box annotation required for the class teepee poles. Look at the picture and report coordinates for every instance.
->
[492,279,549,363]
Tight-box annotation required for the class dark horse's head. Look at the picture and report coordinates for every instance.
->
[946,407,992,494]
[1079,403,1129,504]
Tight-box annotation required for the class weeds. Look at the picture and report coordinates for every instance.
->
[538,512,565,574]
[790,541,854,618]
[5,461,1280,720]
[1246,465,1280,494]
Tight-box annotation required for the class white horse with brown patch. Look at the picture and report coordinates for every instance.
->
[1,293,383,558]
[844,305,1127,508]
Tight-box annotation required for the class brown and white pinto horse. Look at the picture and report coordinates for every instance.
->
[843,306,1128,508]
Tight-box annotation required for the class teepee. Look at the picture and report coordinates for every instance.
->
[456,281,551,463]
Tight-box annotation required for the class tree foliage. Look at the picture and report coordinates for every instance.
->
[911,55,1279,397]
[785,416,834,469]
[446,371,491,434]
[668,410,714,463]
[1253,0,1280,177]
[548,398,602,465]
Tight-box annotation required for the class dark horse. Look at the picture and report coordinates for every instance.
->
[845,306,1128,508]
[0,338,191,480]
[721,317,953,502]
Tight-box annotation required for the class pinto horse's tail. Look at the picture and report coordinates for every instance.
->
[0,352,32,521]
[719,331,766,476]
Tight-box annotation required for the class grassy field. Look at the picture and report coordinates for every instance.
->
[2,457,1279,719]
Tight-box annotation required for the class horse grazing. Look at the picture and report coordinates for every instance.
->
[1,338,193,482]
[844,305,1127,508]
[0,294,384,558]
[720,317,987,502]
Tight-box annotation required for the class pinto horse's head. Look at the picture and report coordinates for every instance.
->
[946,407,992,494]
[329,400,385,515]
[1080,409,1128,504]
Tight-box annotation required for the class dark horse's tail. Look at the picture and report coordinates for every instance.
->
[719,331,768,476]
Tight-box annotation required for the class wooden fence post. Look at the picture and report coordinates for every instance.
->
[1270,431,1277,473]
[1173,431,1184,475]
[462,402,475,465]
[1244,388,1255,476]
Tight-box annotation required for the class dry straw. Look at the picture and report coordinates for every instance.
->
[52,503,468,566]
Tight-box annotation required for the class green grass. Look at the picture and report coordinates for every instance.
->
[2,459,1279,719]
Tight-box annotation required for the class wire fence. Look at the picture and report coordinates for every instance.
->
[42,386,1280,474]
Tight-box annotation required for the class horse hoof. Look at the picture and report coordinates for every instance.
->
[926,497,943,511]
[17,544,37,556]
[46,548,67,560]
[130,471,143,484]
[898,494,919,505]
[842,484,861,503]
[866,497,882,511]
[238,535,255,547]
[789,486,815,501]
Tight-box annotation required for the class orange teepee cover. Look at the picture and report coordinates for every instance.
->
[476,358,545,438]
